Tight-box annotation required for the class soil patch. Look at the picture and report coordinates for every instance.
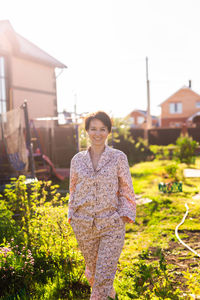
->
[148,231,200,293]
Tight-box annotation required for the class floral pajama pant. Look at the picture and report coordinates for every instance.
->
[70,211,125,300]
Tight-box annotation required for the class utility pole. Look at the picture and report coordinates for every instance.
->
[145,57,152,143]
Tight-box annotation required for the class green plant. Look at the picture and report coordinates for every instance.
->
[3,176,66,248]
[0,199,17,244]
[0,176,90,299]
[109,119,152,164]
[174,136,199,164]
[0,240,34,298]
[149,144,177,160]
[79,124,89,150]
[117,248,181,299]
[183,269,200,296]
[165,163,179,181]
[108,117,135,149]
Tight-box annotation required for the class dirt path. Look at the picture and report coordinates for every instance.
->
[148,230,200,293]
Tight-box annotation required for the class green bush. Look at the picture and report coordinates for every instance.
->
[0,200,16,244]
[117,248,181,299]
[114,136,153,164]
[164,163,179,181]
[149,144,177,160]
[0,176,90,299]
[0,240,34,298]
[174,136,199,164]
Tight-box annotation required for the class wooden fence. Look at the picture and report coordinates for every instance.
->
[30,125,77,168]
[130,128,200,145]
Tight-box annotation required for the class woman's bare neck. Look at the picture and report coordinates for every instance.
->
[90,145,106,156]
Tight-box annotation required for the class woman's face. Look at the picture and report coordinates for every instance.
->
[87,118,109,147]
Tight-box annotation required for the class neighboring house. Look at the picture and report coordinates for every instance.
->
[160,85,200,128]
[127,110,159,128]
[0,20,66,126]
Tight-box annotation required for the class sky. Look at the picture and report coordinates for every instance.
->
[1,0,200,118]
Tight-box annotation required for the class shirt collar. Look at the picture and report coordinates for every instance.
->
[83,144,112,172]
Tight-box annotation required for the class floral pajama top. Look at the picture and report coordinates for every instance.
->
[68,145,136,224]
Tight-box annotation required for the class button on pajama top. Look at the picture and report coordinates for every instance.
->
[68,145,136,300]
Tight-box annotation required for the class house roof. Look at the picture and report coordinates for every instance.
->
[0,20,67,68]
[129,109,159,120]
[159,86,200,106]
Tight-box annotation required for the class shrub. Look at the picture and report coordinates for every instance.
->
[114,136,153,164]
[0,176,90,299]
[164,163,179,181]
[174,136,199,164]
[0,240,34,298]
[2,176,67,249]
[0,200,17,244]
[149,144,177,160]
[117,248,181,299]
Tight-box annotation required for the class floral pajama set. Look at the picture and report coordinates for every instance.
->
[68,145,136,300]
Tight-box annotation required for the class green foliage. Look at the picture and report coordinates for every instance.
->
[108,117,135,145]
[109,119,152,164]
[0,240,34,298]
[164,163,179,181]
[117,248,181,299]
[0,200,17,244]
[79,124,89,150]
[149,144,177,160]
[3,176,67,248]
[183,269,200,296]
[109,118,152,164]
[135,138,149,153]
[174,135,199,164]
[1,159,200,298]
[117,158,200,299]
[0,176,89,299]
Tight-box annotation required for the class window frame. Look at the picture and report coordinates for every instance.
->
[137,116,145,124]
[196,101,200,109]
[129,117,135,124]
[169,102,182,114]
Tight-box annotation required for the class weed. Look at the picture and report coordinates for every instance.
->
[117,248,181,299]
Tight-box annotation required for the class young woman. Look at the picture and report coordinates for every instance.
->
[68,111,136,300]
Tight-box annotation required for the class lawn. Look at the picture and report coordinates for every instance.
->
[114,157,200,299]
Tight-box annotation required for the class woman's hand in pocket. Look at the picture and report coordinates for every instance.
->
[121,216,133,223]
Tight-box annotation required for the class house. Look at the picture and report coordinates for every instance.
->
[160,84,200,128]
[0,20,66,126]
[126,110,159,128]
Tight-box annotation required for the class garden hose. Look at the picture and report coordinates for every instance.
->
[175,203,200,258]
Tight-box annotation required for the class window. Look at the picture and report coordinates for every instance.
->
[169,102,182,114]
[137,116,145,124]
[129,117,135,124]
[0,56,7,115]
[196,101,200,108]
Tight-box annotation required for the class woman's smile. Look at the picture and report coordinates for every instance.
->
[87,119,109,146]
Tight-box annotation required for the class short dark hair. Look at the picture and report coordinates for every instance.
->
[85,111,112,133]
